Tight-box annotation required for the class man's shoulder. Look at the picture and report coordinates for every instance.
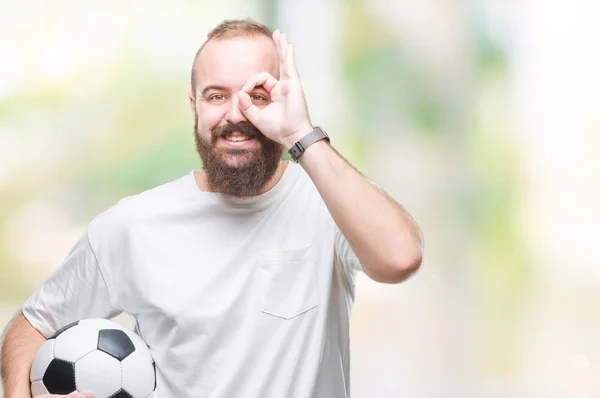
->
[88,172,191,233]
[287,162,324,200]
[286,162,317,193]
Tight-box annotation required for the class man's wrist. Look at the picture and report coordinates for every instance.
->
[281,124,314,150]
[286,126,331,162]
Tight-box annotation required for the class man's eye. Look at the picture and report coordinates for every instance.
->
[208,94,226,103]
[250,94,268,103]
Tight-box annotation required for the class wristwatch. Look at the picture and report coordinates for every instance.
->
[288,127,330,162]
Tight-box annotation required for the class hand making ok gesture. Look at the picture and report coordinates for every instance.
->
[237,30,314,149]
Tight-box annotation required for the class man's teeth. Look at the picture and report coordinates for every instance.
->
[224,135,250,142]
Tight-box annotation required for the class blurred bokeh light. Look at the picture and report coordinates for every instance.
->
[1,0,599,396]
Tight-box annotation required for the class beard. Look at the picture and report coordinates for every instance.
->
[194,116,283,197]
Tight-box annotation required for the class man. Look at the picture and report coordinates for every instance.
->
[0,19,422,398]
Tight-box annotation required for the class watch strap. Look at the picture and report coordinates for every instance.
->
[288,127,330,162]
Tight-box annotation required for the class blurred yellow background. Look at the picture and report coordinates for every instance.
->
[1,0,599,396]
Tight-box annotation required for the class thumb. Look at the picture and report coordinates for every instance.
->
[237,91,260,123]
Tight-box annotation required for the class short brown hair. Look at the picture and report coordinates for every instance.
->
[190,18,273,93]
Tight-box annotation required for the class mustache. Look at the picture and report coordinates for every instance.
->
[212,123,262,140]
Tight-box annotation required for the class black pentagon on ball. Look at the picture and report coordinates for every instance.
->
[48,320,79,340]
[110,389,134,398]
[43,358,76,394]
[97,329,135,361]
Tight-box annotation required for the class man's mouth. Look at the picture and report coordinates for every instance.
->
[223,133,252,142]
[218,132,257,148]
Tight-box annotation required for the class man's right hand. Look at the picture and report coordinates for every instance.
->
[1,312,97,398]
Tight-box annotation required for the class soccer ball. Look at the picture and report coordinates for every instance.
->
[30,318,156,398]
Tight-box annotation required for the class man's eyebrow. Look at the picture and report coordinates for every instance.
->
[200,85,228,97]
[200,84,268,97]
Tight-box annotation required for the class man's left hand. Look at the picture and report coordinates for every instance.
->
[237,30,314,149]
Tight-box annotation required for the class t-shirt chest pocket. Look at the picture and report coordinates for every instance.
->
[257,246,318,320]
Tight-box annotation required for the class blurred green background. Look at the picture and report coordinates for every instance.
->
[1,0,599,396]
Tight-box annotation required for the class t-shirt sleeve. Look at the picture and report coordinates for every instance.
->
[21,231,122,338]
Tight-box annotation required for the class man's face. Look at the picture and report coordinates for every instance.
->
[191,36,283,197]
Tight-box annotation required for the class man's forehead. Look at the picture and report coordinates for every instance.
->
[195,36,279,91]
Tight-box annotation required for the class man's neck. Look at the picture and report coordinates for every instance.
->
[194,160,289,195]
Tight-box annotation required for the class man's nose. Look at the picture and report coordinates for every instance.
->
[225,92,248,124]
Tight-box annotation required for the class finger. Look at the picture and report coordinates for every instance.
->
[274,30,284,58]
[272,29,282,59]
[286,43,298,78]
[237,90,261,122]
[241,71,279,93]
[280,32,288,53]
[280,33,288,59]
[279,33,288,77]
[279,80,289,96]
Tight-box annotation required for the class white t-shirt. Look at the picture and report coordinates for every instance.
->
[22,161,363,398]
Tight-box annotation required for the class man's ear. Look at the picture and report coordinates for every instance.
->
[189,92,196,116]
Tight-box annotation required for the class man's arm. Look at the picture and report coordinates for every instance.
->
[1,312,46,397]
[294,140,423,283]
[237,29,423,283]
[1,312,92,398]
[1,229,119,398]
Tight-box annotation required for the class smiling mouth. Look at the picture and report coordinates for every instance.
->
[216,134,259,150]
[223,134,252,142]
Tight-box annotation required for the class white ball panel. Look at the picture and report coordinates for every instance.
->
[121,350,156,397]
[30,339,55,382]
[53,325,99,362]
[30,380,49,396]
[78,318,125,331]
[75,350,122,398]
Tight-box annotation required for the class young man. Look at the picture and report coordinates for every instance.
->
[1,19,422,398]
